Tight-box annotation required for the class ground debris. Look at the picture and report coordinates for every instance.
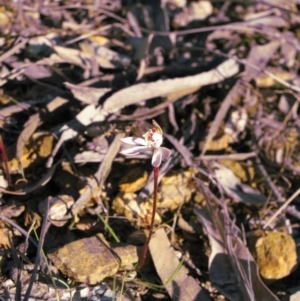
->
[0,0,300,300]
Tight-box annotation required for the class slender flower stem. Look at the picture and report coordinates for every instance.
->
[119,120,171,269]
[137,166,159,270]
[0,134,11,186]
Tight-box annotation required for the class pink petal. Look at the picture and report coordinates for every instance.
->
[120,137,147,146]
[160,147,172,161]
[152,148,162,167]
[120,146,149,156]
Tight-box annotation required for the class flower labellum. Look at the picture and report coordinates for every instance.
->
[120,120,171,167]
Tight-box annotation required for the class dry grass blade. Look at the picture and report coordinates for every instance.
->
[24,203,50,300]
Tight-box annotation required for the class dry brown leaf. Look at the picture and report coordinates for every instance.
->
[280,36,298,68]
[149,228,211,301]
[93,44,131,67]
[246,0,297,14]
[0,99,55,126]
[74,151,105,164]
[102,59,239,113]
[255,231,297,280]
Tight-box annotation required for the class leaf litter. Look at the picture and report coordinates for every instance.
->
[0,0,300,300]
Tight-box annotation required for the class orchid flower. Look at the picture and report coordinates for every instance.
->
[120,120,171,167]
[120,120,171,269]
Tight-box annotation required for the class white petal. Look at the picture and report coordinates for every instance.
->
[120,146,149,156]
[152,148,162,167]
[120,137,147,146]
[160,147,172,161]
